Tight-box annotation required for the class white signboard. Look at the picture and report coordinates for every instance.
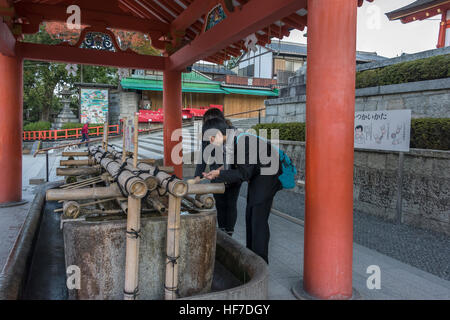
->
[354,110,411,152]
[124,119,135,153]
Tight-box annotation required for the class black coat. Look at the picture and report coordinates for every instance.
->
[217,135,282,205]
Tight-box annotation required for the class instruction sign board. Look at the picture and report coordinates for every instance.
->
[124,118,135,153]
[80,88,109,124]
[354,110,411,152]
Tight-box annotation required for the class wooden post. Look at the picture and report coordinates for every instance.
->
[165,194,182,300]
[124,196,141,300]
[133,112,139,169]
[103,114,109,152]
[122,117,127,164]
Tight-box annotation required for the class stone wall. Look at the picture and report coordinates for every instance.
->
[276,140,450,235]
[264,78,450,123]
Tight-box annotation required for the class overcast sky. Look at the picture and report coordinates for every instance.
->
[281,0,442,58]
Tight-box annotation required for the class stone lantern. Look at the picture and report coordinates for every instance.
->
[53,87,79,129]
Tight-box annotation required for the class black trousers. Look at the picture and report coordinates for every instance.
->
[80,133,89,147]
[214,183,241,234]
[245,196,276,264]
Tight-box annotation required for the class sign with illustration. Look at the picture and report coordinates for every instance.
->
[204,4,227,32]
[124,118,135,153]
[354,110,411,152]
[80,88,109,124]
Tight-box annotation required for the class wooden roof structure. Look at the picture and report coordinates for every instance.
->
[1,0,374,71]
[386,0,450,23]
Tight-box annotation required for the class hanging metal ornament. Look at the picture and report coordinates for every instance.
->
[66,64,78,77]
[118,68,130,80]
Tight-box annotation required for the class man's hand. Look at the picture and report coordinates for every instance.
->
[203,169,220,180]
[187,176,201,185]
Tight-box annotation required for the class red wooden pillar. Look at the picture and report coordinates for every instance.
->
[302,0,357,299]
[0,54,23,204]
[437,11,449,48]
[163,70,183,178]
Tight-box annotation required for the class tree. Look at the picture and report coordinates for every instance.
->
[22,23,121,123]
[22,21,160,124]
[23,25,71,122]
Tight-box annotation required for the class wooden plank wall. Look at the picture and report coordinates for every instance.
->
[141,91,267,119]
[142,91,224,110]
[224,94,266,118]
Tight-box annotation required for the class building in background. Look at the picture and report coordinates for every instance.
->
[192,62,236,80]
[235,41,387,86]
[386,0,450,49]
[118,70,278,124]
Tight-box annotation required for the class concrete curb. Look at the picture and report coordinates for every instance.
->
[0,181,63,300]
[182,230,269,300]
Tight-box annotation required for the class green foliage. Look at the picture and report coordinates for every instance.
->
[410,118,450,151]
[356,54,450,89]
[253,123,306,141]
[22,24,118,123]
[23,121,52,131]
[253,119,450,151]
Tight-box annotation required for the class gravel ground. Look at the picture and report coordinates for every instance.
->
[239,183,450,281]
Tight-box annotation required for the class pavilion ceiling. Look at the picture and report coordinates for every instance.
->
[2,0,375,70]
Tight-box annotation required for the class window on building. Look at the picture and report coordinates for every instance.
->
[238,64,255,77]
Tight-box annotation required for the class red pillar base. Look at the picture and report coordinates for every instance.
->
[292,280,361,300]
[0,200,28,208]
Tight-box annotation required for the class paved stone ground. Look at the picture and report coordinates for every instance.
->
[240,183,450,281]
[0,153,61,272]
[233,189,450,300]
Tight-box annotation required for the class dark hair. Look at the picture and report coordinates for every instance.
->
[202,118,230,139]
[203,108,225,123]
[355,125,363,131]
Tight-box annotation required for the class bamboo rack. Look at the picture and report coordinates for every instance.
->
[56,166,102,177]
[52,138,229,300]
[164,194,182,300]
[124,196,141,300]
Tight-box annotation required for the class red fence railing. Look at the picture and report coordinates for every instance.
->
[23,125,120,141]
